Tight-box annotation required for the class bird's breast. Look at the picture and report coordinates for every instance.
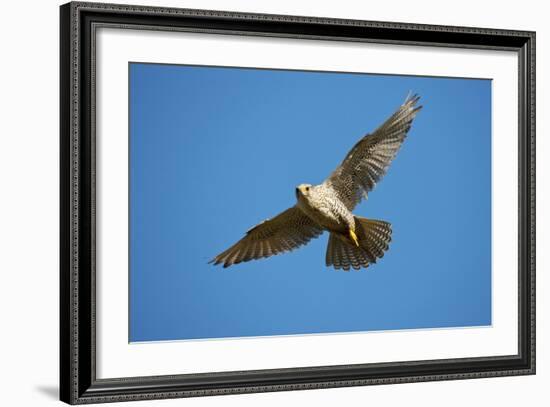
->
[297,193,353,233]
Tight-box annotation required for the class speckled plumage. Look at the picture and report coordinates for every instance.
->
[211,94,422,270]
[296,183,355,233]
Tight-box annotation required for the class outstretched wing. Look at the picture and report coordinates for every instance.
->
[323,94,422,211]
[210,207,323,268]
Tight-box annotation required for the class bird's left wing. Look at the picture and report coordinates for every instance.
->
[323,94,422,211]
[210,206,323,268]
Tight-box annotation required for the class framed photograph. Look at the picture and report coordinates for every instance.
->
[60,1,535,404]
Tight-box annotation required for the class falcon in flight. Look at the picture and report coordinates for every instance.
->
[211,94,422,270]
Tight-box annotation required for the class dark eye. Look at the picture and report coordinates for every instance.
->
[305,186,310,192]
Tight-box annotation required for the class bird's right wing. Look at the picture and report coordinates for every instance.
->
[323,94,422,211]
[210,206,323,268]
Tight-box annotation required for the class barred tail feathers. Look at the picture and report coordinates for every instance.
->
[325,217,392,271]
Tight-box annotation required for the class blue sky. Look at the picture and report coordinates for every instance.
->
[129,63,492,342]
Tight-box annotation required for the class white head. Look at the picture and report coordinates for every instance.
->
[295,183,313,201]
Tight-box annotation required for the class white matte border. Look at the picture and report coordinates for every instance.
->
[96,28,518,379]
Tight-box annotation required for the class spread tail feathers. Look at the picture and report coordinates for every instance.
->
[326,217,392,271]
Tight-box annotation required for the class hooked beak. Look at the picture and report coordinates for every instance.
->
[295,187,300,199]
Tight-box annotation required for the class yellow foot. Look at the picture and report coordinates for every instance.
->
[349,229,360,247]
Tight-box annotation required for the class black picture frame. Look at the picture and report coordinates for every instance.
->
[60,1,536,404]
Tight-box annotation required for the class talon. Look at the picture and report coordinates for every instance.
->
[349,229,360,247]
